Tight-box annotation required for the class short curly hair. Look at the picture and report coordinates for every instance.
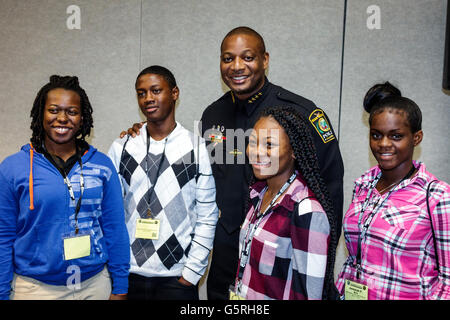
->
[135,65,177,90]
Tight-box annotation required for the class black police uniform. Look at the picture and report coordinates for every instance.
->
[200,78,344,300]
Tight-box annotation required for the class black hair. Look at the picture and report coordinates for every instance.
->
[363,81,422,133]
[135,65,177,90]
[245,105,338,300]
[30,75,93,149]
[221,26,266,54]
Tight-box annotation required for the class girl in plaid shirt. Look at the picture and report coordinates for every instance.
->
[233,106,338,300]
[336,82,450,300]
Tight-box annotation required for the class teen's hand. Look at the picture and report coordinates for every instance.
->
[178,276,193,286]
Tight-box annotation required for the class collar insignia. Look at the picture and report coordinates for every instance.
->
[247,92,263,104]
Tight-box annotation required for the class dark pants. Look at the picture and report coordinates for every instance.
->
[128,273,199,300]
[207,223,240,300]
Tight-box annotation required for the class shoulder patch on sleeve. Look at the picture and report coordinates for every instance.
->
[308,108,335,143]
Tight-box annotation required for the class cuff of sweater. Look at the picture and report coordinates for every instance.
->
[181,267,202,286]
[111,275,128,294]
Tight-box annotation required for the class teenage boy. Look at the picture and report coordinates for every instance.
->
[108,66,219,300]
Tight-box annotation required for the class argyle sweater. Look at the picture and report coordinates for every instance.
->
[108,122,219,285]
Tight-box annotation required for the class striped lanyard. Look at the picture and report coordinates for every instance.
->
[355,165,416,279]
[61,156,85,235]
[235,172,297,292]
[145,132,167,219]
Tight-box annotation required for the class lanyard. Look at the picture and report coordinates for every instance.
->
[145,133,167,219]
[355,165,416,279]
[61,155,85,235]
[235,172,297,292]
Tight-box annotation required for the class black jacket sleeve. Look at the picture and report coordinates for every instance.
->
[276,89,344,238]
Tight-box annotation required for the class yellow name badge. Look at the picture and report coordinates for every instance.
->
[135,219,160,240]
[229,290,246,300]
[344,279,369,300]
[63,235,91,260]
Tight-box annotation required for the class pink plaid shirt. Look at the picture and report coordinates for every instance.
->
[237,174,330,300]
[336,161,450,300]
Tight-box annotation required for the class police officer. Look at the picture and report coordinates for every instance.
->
[120,26,344,301]
[201,26,344,300]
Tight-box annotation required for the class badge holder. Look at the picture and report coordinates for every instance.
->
[344,279,368,300]
[229,285,246,300]
[135,216,160,240]
[63,232,91,261]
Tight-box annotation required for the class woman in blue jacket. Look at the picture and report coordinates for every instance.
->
[0,75,130,300]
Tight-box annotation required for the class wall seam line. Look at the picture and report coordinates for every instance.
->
[337,0,348,141]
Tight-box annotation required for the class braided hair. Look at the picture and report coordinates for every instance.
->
[30,75,94,150]
[246,105,338,300]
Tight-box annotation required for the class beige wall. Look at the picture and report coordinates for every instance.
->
[0,0,449,298]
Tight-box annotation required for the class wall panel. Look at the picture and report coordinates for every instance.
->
[139,0,345,135]
[0,0,141,159]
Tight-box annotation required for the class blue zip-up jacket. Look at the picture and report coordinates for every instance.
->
[0,143,130,299]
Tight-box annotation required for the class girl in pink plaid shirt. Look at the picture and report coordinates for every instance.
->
[336,82,450,300]
[233,106,339,300]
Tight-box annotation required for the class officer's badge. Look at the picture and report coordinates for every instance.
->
[209,133,226,143]
[208,125,226,144]
[309,109,335,143]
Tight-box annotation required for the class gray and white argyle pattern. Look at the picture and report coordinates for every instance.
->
[108,122,219,284]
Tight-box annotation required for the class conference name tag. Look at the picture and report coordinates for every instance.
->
[344,279,368,300]
[135,219,160,240]
[229,289,246,300]
[64,235,91,260]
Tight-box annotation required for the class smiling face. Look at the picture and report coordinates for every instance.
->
[220,33,269,100]
[370,109,423,175]
[136,73,179,125]
[43,88,82,149]
[247,116,295,183]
